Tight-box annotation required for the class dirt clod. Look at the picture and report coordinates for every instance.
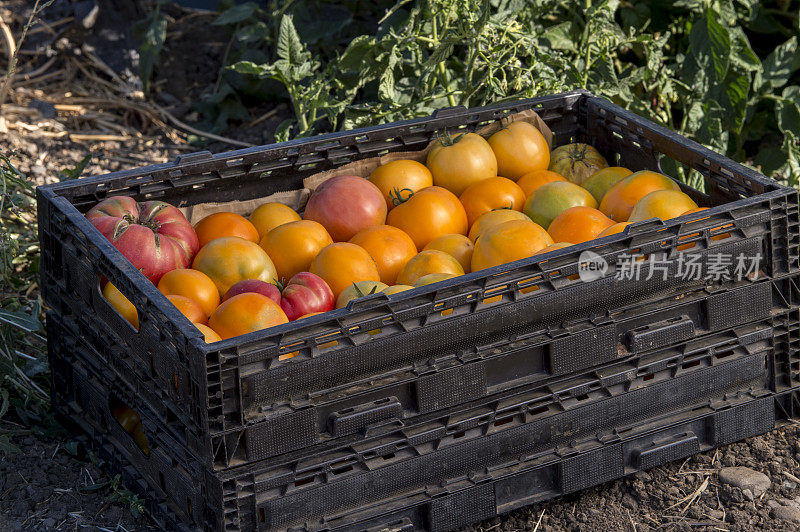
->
[719,466,772,497]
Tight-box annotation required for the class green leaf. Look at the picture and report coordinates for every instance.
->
[541,22,576,52]
[0,435,20,455]
[728,27,760,72]
[235,21,269,44]
[133,6,167,94]
[276,15,305,65]
[212,2,256,26]
[0,388,8,420]
[338,35,376,73]
[776,86,800,135]
[57,153,91,181]
[759,37,798,90]
[0,302,41,332]
[274,119,293,142]
[688,10,731,82]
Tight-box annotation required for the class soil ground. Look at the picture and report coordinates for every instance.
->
[2,2,800,531]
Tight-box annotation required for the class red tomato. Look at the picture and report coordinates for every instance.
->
[86,196,199,283]
[303,175,387,241]
[223,279,281,304]
[279,272,335,321]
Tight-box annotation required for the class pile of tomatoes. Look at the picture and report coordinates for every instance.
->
[88,119,703,343]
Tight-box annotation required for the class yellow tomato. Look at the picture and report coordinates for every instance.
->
[249,202,301,238]
[471,219,553,272]
[423,234,474,273]
[192,236,278,296]
[426,133,498,196]
[468,209,531,242]
[259,220,333,282]
[628,190,699,222]
[102,282,138,330]
[368,160,433,210]
[396,250,465,286]
[487,121,550,180]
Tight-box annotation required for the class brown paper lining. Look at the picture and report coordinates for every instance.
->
[180,110,552,224]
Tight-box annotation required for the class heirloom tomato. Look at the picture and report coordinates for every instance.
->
[426,133,497,196]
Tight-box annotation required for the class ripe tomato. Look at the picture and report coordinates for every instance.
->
[249,202,301,239]
[279,272,335,321]
[336,280,389,309]
[102,282,138,330]
[599,171,681,221]
[534,242,573,255]
[468,209,531,242]
[195,323,222,343]
[113,406,141,433]
[516,170,566,198]
[471,219,553,272]
[194,212,260,248]
[628,190,698,222]
[548,143,608,185]
[547,206,615,244]
[414,272,458,287]
[387,186,468,250]
[487,121,550,180]
[382,284,414,296]
[86,196,199,283]
[349,225,417,285]
[598,221,633,238]
[423,234,474,274]
[582,167,632,204]
[192,236,278,296]
[208,293,288,340]
[309,242,380,299]
[223,279,281,303]
[303,175,387,241]
[166,294,207,325]
[396,250,464,286]
[426,133,497,196]
[459,176,526,227]
[260,220,333,282]
[157,269,219,317]
[368,160,433,210]
[523,181,597,229]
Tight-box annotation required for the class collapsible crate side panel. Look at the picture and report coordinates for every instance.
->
[321,394,788,532]
[50,305,790,513]
[51,274,798,470]
[53,347,796,532]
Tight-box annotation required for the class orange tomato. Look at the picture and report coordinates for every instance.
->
[468,209,531,242]
[683,207,709,216]
[423,234,474,273]
[523,181,597,229]
[547,206,615,244]
[260,220,333,282]
[598,221,633,238]
[387,186,468,250]
[195,323,222,343]
[192,236,278,296]
[166,294,207,325]
[487,121,550,180]
[102,282,138,330]
[599,170,681,221]
[628,190,698,222]
[382,284,414,295]
[309,242,380,299]
[249,202,301,239]
[534,242,573,255]
[426,133,498,196]
[582,167,632,204]
[297,312,324,320]
[459,176,526,227]
[208,293,288,340]
[132,424,149,455]
[396,250,465,286]
[194,212,260,248]
[368,160,433,210]
[113,406,141,433]
[414,273,458,287]
[349,225,417,285]
[471,219,553,272]
[516,170,566,198]
[157,269,219,317]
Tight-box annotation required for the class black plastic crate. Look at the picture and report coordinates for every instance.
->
[51,271,800,470]
[38,91,800,467]
[51,302,798,531]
